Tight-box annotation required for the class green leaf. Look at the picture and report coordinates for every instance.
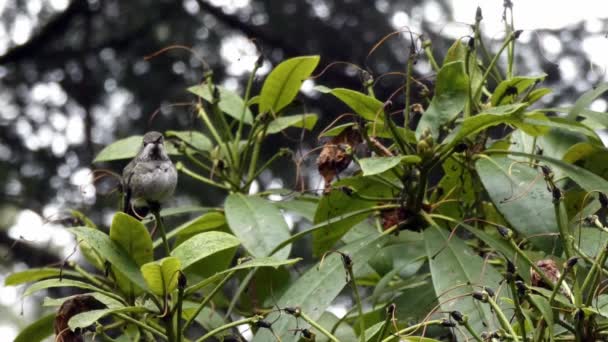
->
[273,196,318,222]
[71,226,147,289]
[266,113,318,134]
[443,103,527,151]
[312,176,393,257]
[357,155,420,176]
[24,278,108,298]
[425,224,504,336]
[567,82,608,120]
[5,268,62,286]
[528,294,554,337]
[170,231,240,270]
[110,212,153,266]
[186,257,302,295]
[182,304,227,335]
[259,55,320,114]
[14,314,54,342]
[416,61,468,139]
[443,39,483,104]
[165,130,212,152]
[491,75,546,106]
[43,292,124,309]
[68,307,146,330]
[141,257,181,296]
[432,214,532,282]
[188,84,253,123]
[225,194,291,259]
[475,156,558,251]
[252,233,389,342]
[321,88,384,122]
[93,135,179,162]
[521,116,600,142]
[172,211,228,247]
[487,149,608,218]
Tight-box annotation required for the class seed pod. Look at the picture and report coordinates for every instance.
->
[530,259,560,288]
[55,295,104,342]
[450,311,465,324]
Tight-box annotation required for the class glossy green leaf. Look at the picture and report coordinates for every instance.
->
[14,314,54,342]
[431,214,532,282]
[425,224,504,336]
[526,88,552,104]
[528,294,554,337]
[24,279,107,298]
[188,84,253,123]
[357,155,420,176]
[186,257,302,294]
[567,82,608,120]
[487,149,608,220]
[93,135,179,162]
[252,233,389,342]
[312,176,393,257]
[71,226,147,289]
[110,213,153,265]
[5,268,62,286]
[259,55,320,114]
[225,194,291,259]
[521,116,600,142]
[321,87,384,122]
[141,257,181,296]
[443,39,482,104]
[266,113,318,134]
[476,156,558,251]
[182,304,227,335]
[491,74,546,106]
[171,211,227,248]
[171,231,239,270]
[443,103,527,151]
[416,61,468,139]
[43,292,124,309]
[165,130,212,152]
[316,312,358,341]
[68,307,145,330]
[273,196,318,221]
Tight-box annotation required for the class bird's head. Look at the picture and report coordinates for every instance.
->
[139,131,168,160]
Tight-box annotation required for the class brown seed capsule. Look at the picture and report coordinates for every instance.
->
[380,207,407,230]
[317,127,361,193]
[530,259,560,288]
[55,295,104,342]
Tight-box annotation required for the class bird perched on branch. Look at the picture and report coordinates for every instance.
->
[122,131,177,218]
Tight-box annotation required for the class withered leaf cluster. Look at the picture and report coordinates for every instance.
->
[55,295,104,342]
[316,127,361,193]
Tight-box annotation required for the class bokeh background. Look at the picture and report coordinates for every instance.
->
[1,0,608,339]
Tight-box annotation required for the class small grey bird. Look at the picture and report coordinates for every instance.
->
[122,131,177,217]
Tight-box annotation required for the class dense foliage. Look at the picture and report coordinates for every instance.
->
[9,6,608,342]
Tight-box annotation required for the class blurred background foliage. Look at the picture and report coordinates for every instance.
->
[0,0,607,337]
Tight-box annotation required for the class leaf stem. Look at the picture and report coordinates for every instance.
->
[472,32,518,102]
[152,209,171,256]
[487,295,519,342]
[300,312,340,342]
[195,316,263,342]
[183,270,236,333]
[345,266,365,342]
[380,319,443,342]
[115,313,167,340]
[197,104,235,167]
[268,204,400,256]
[175,162,231,190]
